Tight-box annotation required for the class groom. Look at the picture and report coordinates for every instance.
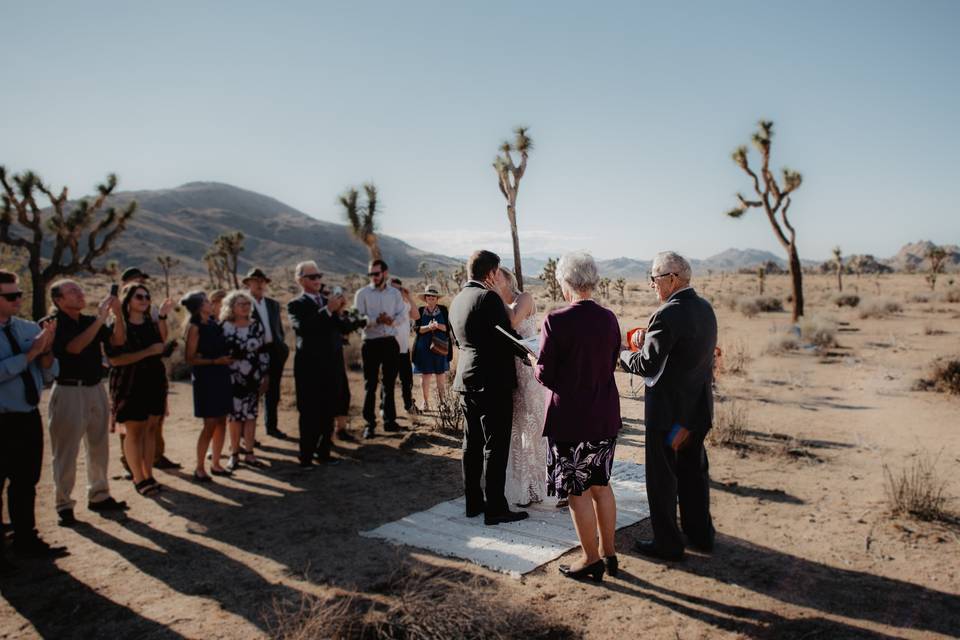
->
[449,250,529,525]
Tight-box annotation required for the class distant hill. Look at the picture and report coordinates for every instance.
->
[883,240,960,272]
[41,182,461,279]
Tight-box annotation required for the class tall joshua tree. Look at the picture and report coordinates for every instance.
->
[0,167,136,319]
[832,246,843,292]
[539,257,560,301]
[925,245,947,291]
[341,183,381,261]
[216,231,245,289]
[493,126,533,291]
[726,120,805,321]
[155,255,181,299]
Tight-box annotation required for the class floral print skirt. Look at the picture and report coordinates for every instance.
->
[546,437,617,499]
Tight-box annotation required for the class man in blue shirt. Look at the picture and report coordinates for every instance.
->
[0,270,67,570]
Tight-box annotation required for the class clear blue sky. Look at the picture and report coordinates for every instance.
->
[2,1,957,261]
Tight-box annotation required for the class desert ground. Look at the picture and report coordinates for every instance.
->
[1,272,959,639]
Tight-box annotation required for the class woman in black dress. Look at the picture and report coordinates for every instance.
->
[106,283,173,496]
[181,291,234,482]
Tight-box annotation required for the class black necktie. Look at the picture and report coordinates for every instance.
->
[3,324,40,406]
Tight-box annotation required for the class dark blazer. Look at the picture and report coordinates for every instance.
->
[253,296,289,355]
[449,282,519,394]
[286,294,350,412]
[620,288,717,433]
[535,300,622,442]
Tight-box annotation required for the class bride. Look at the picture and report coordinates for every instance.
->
[497,268,551,508]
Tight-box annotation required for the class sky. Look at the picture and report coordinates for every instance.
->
[2,1,958,262]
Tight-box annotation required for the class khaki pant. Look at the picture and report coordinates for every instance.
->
[48,383,112,512]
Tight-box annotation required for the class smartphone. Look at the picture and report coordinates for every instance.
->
[333,285,343,297]
[110,283,119,297]
[162,340,178,358]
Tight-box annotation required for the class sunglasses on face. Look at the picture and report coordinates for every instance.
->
[649,273,677,284]
[368,271,383,277]
[303,274,323,281]
[133,293,151,301]
[0,291,23,302]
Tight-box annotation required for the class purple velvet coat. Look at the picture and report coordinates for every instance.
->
[534,299,622,442]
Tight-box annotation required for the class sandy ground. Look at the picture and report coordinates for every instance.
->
[1,273,959,639]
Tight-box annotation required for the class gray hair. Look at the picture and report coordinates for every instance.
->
[295,260,320,279]
[651,251,692,283]
[220,290,255,323]
[556,251,600,292]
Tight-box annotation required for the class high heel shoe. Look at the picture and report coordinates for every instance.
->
[603,555,619,577]
[558,559,605,582]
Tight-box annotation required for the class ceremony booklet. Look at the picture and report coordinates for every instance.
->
[496,325,541,359]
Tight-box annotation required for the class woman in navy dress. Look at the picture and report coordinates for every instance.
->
[411,284,452,411]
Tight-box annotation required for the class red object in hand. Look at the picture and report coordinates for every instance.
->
[626,327,646,352]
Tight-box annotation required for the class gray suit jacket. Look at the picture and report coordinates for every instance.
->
[620,288,717,433]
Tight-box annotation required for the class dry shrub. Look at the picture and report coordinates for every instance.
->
[799,315,838,349]
[708,400,748,448]
[923,324,946,336]
[908,293,930,304]
[433,394,464,434]
[884,453,950,522]
[763,332,800,355]
[833,293,860,308]
[718,339,750,375]
[915,359,960,395]
[270,562,578,640]
[942,288,960,303]
[858,297,902,319]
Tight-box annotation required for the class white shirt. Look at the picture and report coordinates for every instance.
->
[354,284,405,341]
[251,296,273,344]
[395,300,412,353]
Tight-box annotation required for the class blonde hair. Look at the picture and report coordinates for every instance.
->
[219,290,255,323]
[499,267,520,295]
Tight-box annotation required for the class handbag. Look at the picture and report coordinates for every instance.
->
[429,331,449,356]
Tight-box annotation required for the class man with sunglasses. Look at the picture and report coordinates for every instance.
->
[0,271,67,568]
[47,279,129,527]
[353,259,406,439]
[619,251,717,561]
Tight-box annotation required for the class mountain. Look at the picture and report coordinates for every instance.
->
[884,240,960,272]
[695,248,784,272]
[52,182,461,279]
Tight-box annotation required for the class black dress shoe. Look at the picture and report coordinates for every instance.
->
[266,429,288,440]
[603,555,619,577]
[634,539,684,561]
[383,422,400,432]
[336,430,356,442]
[465,503,486,518]
[57,509,78,527]
[362,425,376,439]
[12,536,70,559]
[484,510,529,526]
[687,536,715,553]
[89,497,129,513]
[559,559,605,582]
[154,456,182,470]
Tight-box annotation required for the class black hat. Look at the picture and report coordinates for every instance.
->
[241,267,271,284]
[120,267,150,282]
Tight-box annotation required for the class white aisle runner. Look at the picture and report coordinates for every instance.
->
[360,460,648,576]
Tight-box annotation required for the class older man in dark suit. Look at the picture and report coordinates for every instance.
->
[620,251,717,560]
[449,250,528,526]
[243,268,290,440]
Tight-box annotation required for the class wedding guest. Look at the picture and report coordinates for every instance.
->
[0,270,67,565]
[412,284,452,411]
[119,267,180,471]
[288,262,349,467]
[353,259,406,438]
[181,291,233,481]
[221,290,270,470]
[209,289,227,319]
[48,279,128,527]
[105,283,173,497]
[386,277,420,415]
[243,268,290,440]
[533,251,622,581]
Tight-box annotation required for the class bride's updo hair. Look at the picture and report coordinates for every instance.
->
[500,267,520,295]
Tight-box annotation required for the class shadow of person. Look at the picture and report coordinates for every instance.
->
[0,558,186,640]
[709,479,806,505]
[625,533,960,637]
[70,518,312,634]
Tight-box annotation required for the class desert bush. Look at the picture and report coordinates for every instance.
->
[270,562,579,640]
[915,359,960,395]
[884,453,950,522]
[833,293,860,308]
[736,295,783,317]
[763,332,800,355]
[942,288,960,303]
[718,339,750,375]
[858,297,902,319]
[923,324,946,336]
[433,394,464,434]
[799,315,838,349]
[708,400,748,448]
[907,293,930,303]
[737,298,760,317]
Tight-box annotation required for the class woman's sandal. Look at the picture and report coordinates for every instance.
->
[210,467,233,477]
[134,479,160,496]
[243,456,267,469]
[193,471,213,483]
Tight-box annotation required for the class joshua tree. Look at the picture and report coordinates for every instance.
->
[539,257,560,301]
[216,231,245,288]
[341,183,381,261]
[0,167,136,319]
[204,250,225,288]
[598,277,611,299]
[493,126,533,291]
[833,246,843,292]
[155,255,181,299]
[757,266,766,295]
[614,277,627,304]
[925,245,948,291]
[451,264,467,290]
[726,120,805,321]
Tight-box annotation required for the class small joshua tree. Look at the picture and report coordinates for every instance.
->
[833,246,843,292]
[726,120,805,321]
[598,277,611,299]
[493,126,533,291]
[0,168,136,319]
[539,257,560,301]
[155,255,181,299]
[341,183,381,261]
[452,264,467,290]
[757,266,766,295]
[925,246,947,291]
[614,277,627,304]
[215,231,245,289]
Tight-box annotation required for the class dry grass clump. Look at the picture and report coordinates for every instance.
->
[717,339,750,375]
[884,453,951,522]
[907,293,930,304]
[833,293,860,308]
[269,562,579,640]
[433,395,464,434]
[798,315,838,349]
[763,332,800,355]
[914,359,960,395]
[734,295,783,317]
[922,323,946,336]
[942,288,960,303]
[858,297,902,319]
[708,400,749,448]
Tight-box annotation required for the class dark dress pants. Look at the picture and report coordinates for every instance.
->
[382,351,414,411]
[645,427,715,553]
[460,389,513,515]
[0,411,43,543]
[264,343,289,431]
[294,358,334,464]
[361,337,399,427]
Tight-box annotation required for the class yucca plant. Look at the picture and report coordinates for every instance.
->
[493,126,533,291]
[341,183,381,261]
[833,246,843,292]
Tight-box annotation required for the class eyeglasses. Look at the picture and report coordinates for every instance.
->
[0,291,23,302]
[133,293,151,301]
[649,273,677,284]
[302,274,323,280]
[368,271,383,277]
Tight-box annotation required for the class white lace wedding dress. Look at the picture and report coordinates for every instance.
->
[504,314,548,507]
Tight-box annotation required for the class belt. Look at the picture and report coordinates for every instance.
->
[55,378,101,387]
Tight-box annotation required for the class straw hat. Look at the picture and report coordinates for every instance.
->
[418,284,442,301]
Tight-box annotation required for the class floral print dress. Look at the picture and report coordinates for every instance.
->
[222,319,270,421]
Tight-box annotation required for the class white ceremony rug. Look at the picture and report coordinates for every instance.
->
[360,460,648,576]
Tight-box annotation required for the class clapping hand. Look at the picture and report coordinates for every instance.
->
[26,321,56,361]
[159,298,175,317]
[98,296,117,321]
